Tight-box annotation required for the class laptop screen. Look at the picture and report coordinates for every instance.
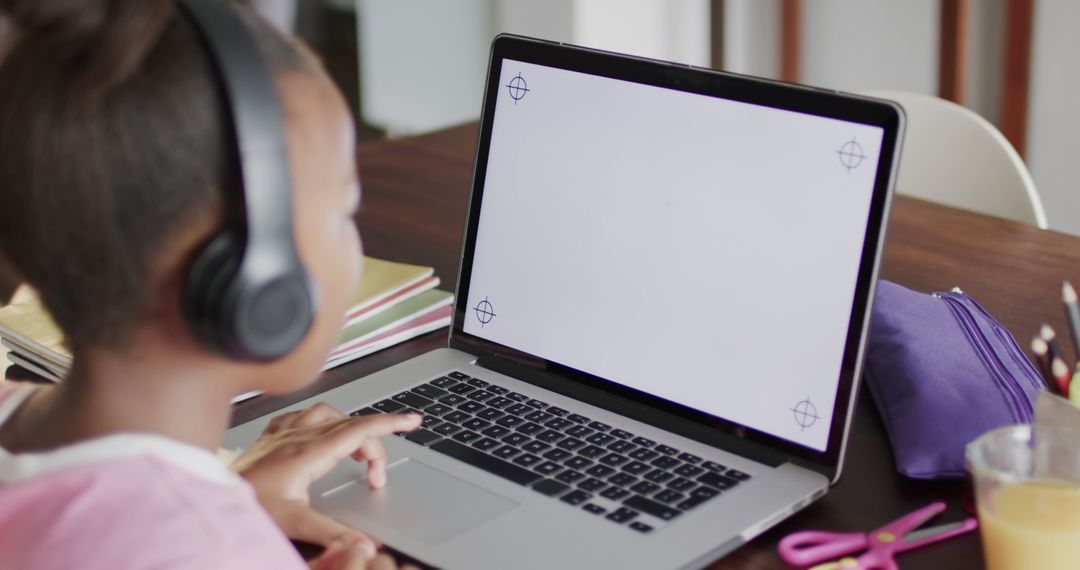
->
[460,57,886,453]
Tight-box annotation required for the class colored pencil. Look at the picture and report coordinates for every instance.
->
[1051,357,1071,397]
[1063,281,1080,359]
[1041,323,1066,367]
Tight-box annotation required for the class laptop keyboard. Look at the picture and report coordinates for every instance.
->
[350,371,751,534]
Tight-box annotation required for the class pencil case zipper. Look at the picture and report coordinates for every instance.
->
[933,289,1037,423]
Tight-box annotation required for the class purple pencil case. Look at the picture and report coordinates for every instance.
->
[863,280,1045,479]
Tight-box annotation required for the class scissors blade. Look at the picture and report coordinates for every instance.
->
[903,521,967,543]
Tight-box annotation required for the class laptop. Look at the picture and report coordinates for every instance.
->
[226,35,904,569]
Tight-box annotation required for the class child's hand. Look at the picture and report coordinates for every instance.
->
[233,403,422,559]
[310,535,420,570]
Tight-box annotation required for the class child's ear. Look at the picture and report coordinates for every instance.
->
[0,248,21,306]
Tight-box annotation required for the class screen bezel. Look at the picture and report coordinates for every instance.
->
[449,35,904,478]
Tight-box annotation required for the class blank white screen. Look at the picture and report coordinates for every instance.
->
[463,60,884,451]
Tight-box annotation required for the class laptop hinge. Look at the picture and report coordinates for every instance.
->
[476,354,789,469]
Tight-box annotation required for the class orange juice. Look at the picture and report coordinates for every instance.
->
[978,480,1080,570]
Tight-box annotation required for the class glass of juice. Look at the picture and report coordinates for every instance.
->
[966,423,1080,570]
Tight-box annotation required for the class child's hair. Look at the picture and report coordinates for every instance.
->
[0,0,315,352]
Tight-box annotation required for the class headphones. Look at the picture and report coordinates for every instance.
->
[178,0,315,361]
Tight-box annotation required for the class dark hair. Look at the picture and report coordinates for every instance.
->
[0,0,314,352]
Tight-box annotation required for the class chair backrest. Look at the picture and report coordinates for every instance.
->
[862,90,1048,229]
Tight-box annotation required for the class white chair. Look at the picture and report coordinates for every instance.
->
[862,90,1048,229]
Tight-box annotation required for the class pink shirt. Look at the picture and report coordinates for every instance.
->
[0,382,308,569]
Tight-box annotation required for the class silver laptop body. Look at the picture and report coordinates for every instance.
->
[226,35,904,570]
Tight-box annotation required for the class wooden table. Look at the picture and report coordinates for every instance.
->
[90,123,1080,568]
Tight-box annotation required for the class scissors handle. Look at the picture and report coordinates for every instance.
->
[778,530,869,566]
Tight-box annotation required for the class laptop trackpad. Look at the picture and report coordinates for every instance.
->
[319,459,518,545]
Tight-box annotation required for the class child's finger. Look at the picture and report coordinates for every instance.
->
[291,402,348,428]
[368,553,401,570]
[286,506,377,557]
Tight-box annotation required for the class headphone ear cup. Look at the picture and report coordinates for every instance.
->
[183,232,243,355]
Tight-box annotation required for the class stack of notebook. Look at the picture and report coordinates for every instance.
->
[0,256,453,382]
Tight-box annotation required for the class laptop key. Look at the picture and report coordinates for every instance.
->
[468,390,494,402]
[522,440,550,454]
[373,399,405,413]
[677,496,713,511]
[644,469,674,483]
[546,406,569,417]
[535,461,563,476]
[557,438,586,451]
[560,490,592,506]
[431,376,458,388]
[421,416,442,429]
[513,453,542,467]
[653,490,685,504]
[438,394,467,406]
[674,464,704,478]
[447,371,470,380]
[564,456,593,470]
[443,411,471,424]
[531,479,570,497]
[555,469,585,484]
[667,477,696,492]
[545,418,574,431]
[413,384,447,399]
[609,429,633,440]
[599,453,630,467]
[448,384,476,395]
[462,418,491,431]
[601,487,631,501]
[452,430,481,443]
[567,414,590,424]
[588,421,611,432]
[525,411,554,423]
[566,425,594,438]
[467,378,489,388]
[404,429,443,446]
[429,440,541,486]
[651,456,680,469]
[536,429,565,443]
[578,445,607,459]
[632,437,656,448]
[691,487,720,500]
[622,461,651,475]
[607,440,636,454]
[630,448,659,461]
[726,469,752,481]
[678,452,702,465]
[487,385,509,395]
[582,503,606,515]
[624,495,681,521]
[506,403,533,416]
[472,438,500,451]
[698,472,740,490]
[526,399,548,409]
[608,473,638,487]
[586,464,616,477]
[502,432,529,446]
[482,425,511,438]
[477,408,504,421]
[631,481,661,495]
[424,403,453,417]
[605,507,639,524]
[458,401,485,414]
[496,416,525,428]
[543,449,572,461]
[578,478,608,493]
[433,423,461,436]
[486,396,514,409]
[629,522,654,534]
[516,422,544,436]
[655,445,679,456]
[702,461,726,473]
[492,445,521,459]
[587,433,615,446]
[349,407,380,417]
[506,392,529,402]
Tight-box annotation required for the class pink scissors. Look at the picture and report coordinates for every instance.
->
[778,502,978,570]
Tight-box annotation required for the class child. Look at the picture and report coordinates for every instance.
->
[0,1,420,568]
